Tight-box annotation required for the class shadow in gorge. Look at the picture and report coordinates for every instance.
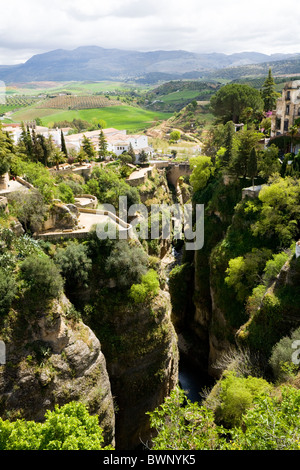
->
[179,354,215,403]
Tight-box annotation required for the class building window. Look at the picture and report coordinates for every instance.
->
[286,104,290,115]
[284,120,289,132]
[287,91,291,100]
[276,118,281,130]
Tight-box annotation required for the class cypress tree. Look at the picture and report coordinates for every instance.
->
[127,142,136,163]
[61,130,68,158]
[261,68,278,112]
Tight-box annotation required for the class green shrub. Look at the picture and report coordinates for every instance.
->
[227,386,300,450]
[218,371,272,428]
[0,402,113,450]
[54,242,92,289]
[129,269,160,303]
[262,250,290,285]
[57,182,75,204]
[105,240,148,288]
[19,254,64,300]
[225,248,272,303]
[148,387,219,450]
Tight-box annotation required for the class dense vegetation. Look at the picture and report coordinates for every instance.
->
[1,70,300,451]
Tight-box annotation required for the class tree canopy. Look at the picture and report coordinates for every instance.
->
[210,83,264,124]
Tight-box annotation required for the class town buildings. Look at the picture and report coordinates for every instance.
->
[2,123,153,163]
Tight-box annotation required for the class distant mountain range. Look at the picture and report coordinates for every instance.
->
[0,46,300,83]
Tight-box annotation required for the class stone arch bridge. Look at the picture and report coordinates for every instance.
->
[152,161,192,187]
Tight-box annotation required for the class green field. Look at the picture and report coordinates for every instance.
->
[161,90,203,103]
[10,105,172,132]
[6,80,150,96]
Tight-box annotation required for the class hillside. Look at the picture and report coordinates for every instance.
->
[0,46,298,83]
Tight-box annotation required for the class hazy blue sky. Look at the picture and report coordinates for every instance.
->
[0,0,299,64]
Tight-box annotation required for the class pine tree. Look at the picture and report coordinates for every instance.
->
[261,68,278,112]
[82,135,95,160]
[60,130,68,158]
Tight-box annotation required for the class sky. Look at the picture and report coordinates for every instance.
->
[1,0,300,64]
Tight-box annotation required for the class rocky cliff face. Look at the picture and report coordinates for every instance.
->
[0,294,115,447]
[89,289,179,450]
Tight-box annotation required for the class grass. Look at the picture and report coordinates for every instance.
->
[10,105,172,133]
[6,80,150,96]
[161,90,203,103]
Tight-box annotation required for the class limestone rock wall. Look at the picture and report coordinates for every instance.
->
[0,294,115,447]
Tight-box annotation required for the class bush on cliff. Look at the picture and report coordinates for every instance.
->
[129,269,160,303]
[19,254,64,301]
[0,402,113,450]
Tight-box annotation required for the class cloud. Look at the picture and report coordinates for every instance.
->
[0,0,300,64]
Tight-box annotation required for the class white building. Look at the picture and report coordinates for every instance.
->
[2,124,153,163]
[2,123,70,147]
[64,128,153,162]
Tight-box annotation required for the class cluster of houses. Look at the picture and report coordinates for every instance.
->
[2,123,154,163]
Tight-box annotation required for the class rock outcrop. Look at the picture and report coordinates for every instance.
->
[0,294,115,447]
[91,290,179,450]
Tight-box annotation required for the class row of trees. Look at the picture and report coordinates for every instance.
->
[7,123,111,172]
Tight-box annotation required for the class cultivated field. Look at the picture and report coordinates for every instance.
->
[9,105,172,133]
[35,94,119,109]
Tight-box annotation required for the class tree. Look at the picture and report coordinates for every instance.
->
[210,83,264,123]
[190,155,215,192]
[8,189,48,233]
[170,130,181,142]
[251,176,300,246]
[127,142,136,163]
[105,240,148,288]
[31,130,45,163]
[60,130,68,157]
[288,124,299,153]
[50,148,66,171]
[225,248,272,303]
[222,121,235,168]
[54,242,92,290]
[0,268,17,315]
[147,387,219,450]
[19,254,64,300]
[231,129,263,178]
[258,144,281,180]
[261,68,279,112]
[139,149,148,163]
[98,130,108,160]
[82,135,95,160]
[247,147,258,188]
